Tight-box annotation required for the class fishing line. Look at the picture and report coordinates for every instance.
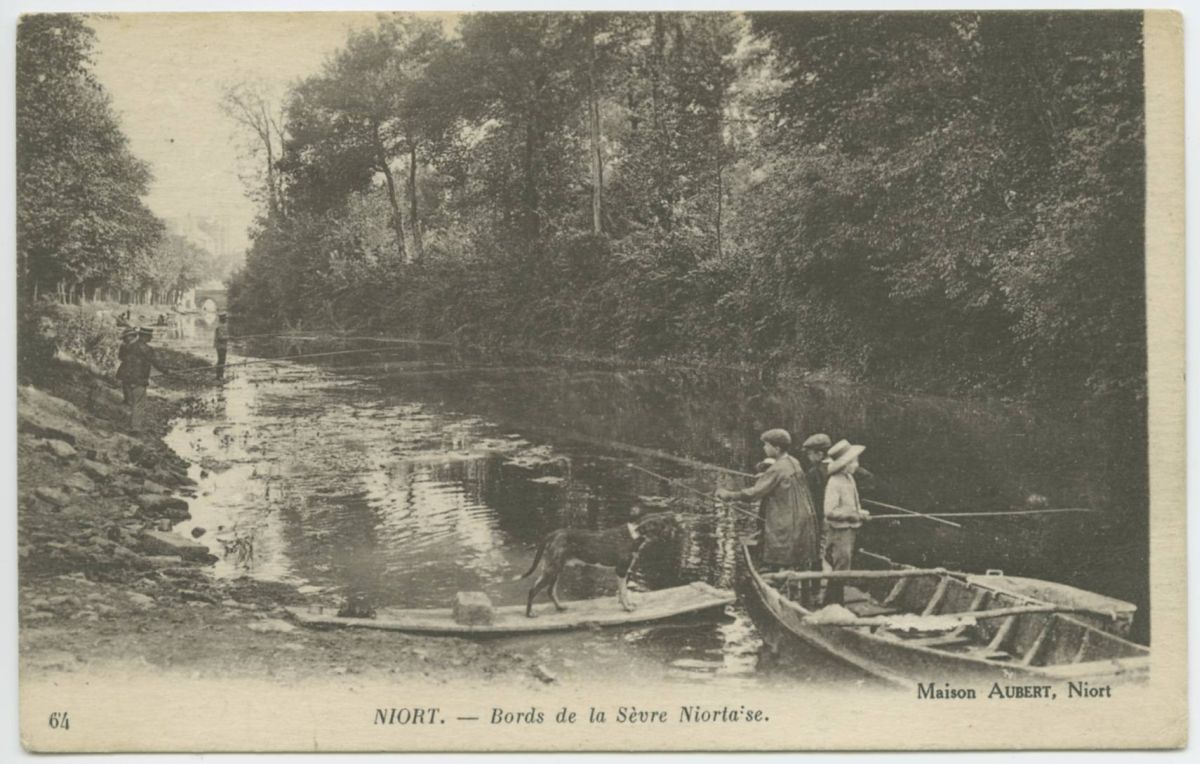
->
[152,345,414,379]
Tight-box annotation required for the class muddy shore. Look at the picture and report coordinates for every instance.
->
[18,320,544,690]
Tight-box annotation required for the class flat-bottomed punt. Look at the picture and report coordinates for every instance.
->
[287,581,734,636]
[742,545,1148,688]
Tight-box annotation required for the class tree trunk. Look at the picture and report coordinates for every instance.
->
[523,119,541,239]
[408,142,423,262]
[715,64,725,259]
[260,102,279,217]
[380,161,408,263]
[651,13,671,232]
[587,20,604,236]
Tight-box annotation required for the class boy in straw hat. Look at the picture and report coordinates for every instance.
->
[717,428,821,605]
[822,439,870,605]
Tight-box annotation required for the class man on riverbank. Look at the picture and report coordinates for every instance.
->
[116,326,170,433]
[214,313,229,381]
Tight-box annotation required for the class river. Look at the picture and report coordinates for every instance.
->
[157,315,1149,685]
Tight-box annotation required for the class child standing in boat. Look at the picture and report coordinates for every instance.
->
[823,440,870,605]
[717,429,820,605]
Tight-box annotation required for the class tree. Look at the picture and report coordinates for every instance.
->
[17,14,163,301]
[282,15,446,262]
[221,81,286,218]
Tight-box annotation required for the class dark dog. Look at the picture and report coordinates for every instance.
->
[518,512,681,617]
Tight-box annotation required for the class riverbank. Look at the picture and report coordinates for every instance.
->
[17,321,542,689]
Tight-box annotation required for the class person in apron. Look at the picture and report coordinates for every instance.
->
[718,428,821,605]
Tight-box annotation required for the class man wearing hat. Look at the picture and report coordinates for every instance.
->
[214,312,230,381]
[115,326,170,433]
[716,428,820,605]
[823,440,870,605]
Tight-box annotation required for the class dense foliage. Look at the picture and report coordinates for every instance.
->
[17,14,220,304]
[223,11,1145,402]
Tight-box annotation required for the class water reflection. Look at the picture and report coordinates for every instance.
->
[161,333,1148,684]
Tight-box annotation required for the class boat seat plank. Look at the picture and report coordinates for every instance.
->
[843,586,872,605]
[285,582,734,636]
[846,601,901,618]
[906,634,973,649]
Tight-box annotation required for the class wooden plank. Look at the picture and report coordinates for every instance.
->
[1020,621,1052,666]
[906,634,973,649]
[763,567,948,583]
[883,577,909,606]
[987,616,1016,652]
[285,582,734,636]
[810,603,1105,630]
[1071,632,1092,664]
[921,578,949,616]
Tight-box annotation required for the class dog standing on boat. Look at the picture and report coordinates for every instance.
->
[518,512,682,617]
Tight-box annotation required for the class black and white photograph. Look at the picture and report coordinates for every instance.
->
[13,7,1186,752]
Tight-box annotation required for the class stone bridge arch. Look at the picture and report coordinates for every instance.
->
[194,288,227,314]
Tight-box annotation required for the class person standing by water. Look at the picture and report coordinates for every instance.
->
[823,440,870,605]
[717,428,820,606]
[214,313,229,381]
[115,327,170,433]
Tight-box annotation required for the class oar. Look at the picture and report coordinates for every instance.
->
[867,508,1097,521]
[762,567,949,583]
[810,602,1120,629]
[623,462,762,523]
[862,498,962,529]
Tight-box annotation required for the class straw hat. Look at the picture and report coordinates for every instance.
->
[826,439,866,474]
[120,326,139,339]
[137,327,153,340]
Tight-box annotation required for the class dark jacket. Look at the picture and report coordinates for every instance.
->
[116,341,168,385]
[736,454,819,568]
[804,461,828,525]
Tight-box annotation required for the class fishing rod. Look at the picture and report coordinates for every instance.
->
[229,333,454,347]
[152,345,412,378]
[623,461,762,523]
[594,453,956,529]
[861,498,962,529]
[868,507,1097,521]
[228,331,323,341]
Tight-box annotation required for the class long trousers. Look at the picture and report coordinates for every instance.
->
[216,346,227,381]
[123,384,147,432]
[824,526,858,605]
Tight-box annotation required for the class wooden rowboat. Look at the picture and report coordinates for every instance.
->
[856,550,1139,639]
[741,545,1148,688]
[286,581,734,636]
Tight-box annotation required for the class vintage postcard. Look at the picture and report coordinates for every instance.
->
[15,8,1185,752]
